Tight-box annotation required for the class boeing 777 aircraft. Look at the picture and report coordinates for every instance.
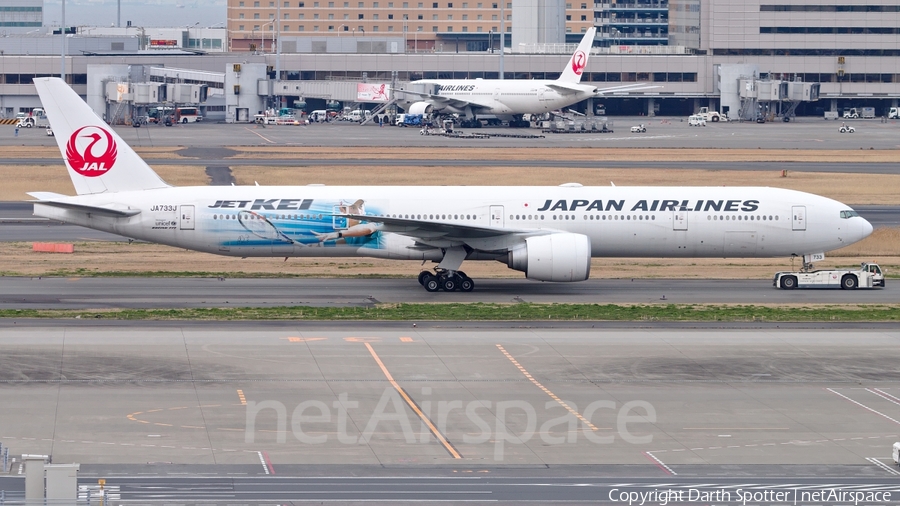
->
[32,78,872,292]
[396,28,652,127]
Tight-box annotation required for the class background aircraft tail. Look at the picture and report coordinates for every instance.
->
[33,77,170,195]
[558,27,597,84]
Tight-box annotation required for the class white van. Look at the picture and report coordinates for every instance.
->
[309,110,329,122]
[346,109,369,122]
[688,114,707,127]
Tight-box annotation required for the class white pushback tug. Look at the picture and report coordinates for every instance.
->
[773,253,884,289]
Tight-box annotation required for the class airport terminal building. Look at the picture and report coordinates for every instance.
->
[1,0,899,121]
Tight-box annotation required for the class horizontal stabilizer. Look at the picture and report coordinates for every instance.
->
[29,194,141,218]
[547,82,592,95]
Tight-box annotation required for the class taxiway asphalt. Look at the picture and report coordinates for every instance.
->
[1,322,900,502]
[0,276,895,308]
[6,115,900,150]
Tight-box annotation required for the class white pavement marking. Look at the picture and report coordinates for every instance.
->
[867,457,900,476]
[257,451,270,475]
[644,451,676,476]
[828,388,900,425]
[244,127,276,144]
[869,388,900,407]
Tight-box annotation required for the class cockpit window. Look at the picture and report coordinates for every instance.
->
[840,210,860,219]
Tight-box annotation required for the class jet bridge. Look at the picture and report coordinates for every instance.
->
[738,78,820,122]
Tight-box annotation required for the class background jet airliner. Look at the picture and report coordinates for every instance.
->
[31,78,872,292]
[396,28,653,127]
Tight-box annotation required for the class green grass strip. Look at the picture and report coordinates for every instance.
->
[0,303,897,322]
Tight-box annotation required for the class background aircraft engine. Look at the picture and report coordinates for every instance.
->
[408,102,434,115]
[506,233,591,282]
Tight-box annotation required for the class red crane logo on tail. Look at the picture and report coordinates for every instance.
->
[571,50,587,76]
[65,126,118,177]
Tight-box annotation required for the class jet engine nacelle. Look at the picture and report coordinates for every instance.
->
[506,233,591,282]
[408,102,434,115]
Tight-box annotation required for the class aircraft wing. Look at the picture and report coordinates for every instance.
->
[341,214,552,251]
[28,192,141,217]
[397,89,490,112]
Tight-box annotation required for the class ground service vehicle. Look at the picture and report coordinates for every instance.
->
[630,124,646,133]
[824,111,839,120]
[843,108,859,119]
[688,115,706,126]
[16,116,49,128]
[309,110,329,122]
[839,124,855,133]
[774,261,884,289]
[861,107,876,119]
[698,106,724,122]
[889,107,900,119]
[401,114,424,126]
[345,109,370,122]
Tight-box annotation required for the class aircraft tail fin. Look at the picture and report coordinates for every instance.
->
[558,27,597,84]
[33,77,170,195]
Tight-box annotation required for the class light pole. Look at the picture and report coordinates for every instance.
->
[263,20,274,52]
[499,0,505,79]
[337,24,345,37]
[185,21,199,49]
[60,0,66,81]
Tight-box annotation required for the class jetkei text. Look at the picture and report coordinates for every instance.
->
[537,199,760,213]
[209,199,314,210]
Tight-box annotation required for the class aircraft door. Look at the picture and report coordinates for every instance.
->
[180,205,195,230]
[792,205,806,231]
[490,205,505,227]
[673,209,688,231]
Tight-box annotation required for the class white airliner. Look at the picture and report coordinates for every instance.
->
[396,28,651,127]
[32,77,872,292]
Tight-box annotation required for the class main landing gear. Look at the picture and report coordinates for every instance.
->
[418,269,475,292]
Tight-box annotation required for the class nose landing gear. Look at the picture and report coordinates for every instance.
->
[418,269,475,292]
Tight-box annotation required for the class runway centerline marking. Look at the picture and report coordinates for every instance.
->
[363,342,462,459]
[495,344,600,431]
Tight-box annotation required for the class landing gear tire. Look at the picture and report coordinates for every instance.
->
[423,274,440,292]
[441,276,458,292]
[418,271,430,286]
[459,277,475,292]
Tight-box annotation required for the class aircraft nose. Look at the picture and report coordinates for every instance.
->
[860,217,874,240]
